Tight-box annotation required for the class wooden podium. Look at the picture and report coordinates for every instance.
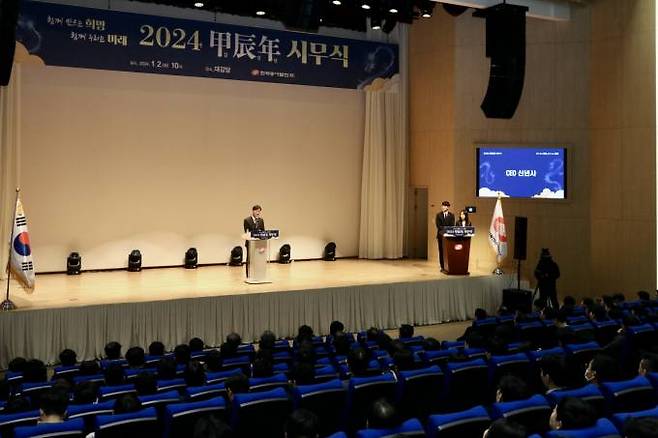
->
[245,229,279,284]
[441,226,475,275]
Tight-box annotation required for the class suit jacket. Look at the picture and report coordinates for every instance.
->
[244,216,265,234]
[436,211,455,238]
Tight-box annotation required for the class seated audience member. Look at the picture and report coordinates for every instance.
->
[174,344,191,365]
[292,362,315,386]
[205,349,222,372]
[59,349,77,367]
[638,353,658,376]
[125,346,146,369]
[38,389,68,424]
[23,359,47,383]
[581,297,595,310]
[399,324,414,339]
[366,398,399,429]
[134,372,158,396]
[495,375,530,403]
[560,296,577,315]
[113,393,142,414]
[157,357,178,380]
[0,381,9,401]
[184,360,206,387]
[79,360,100,376]
[549,397,597,431]
[637,290,652,302]
[613,293,626,305]
[392,349,416,372]
[423,337,441,351]
[73,381,98,404]
[332,332,351,357]
[483,418,527,438]
[8,357,27,373]
[194,415,233,438]
[252,354,274,378]
[259,330,276,352]
[104,341,122,360]
[225,374,249,402]
[148,341,165,357]
[220,333,242,360]
[329,320,345,337]
[226,332,242,348]
[459,308,489,340]
[189,337,205,352]
[52,378,72,396]
[365,327,380,343]
[104,363,126,386]
[4,395,31,413]
[539,355,572,393]
[588,304,609,322]
[295,341,316,365]
[296,325,314,344]
[348,347,375,377]
[624,417,658,438]
[603,315,642,358]
[585,354,621,384]
[375,333,395,353]
[286,409,319,438]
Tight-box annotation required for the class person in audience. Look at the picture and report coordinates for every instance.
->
[148,341,165,357]
[252,353,274,378]
[59,349,77,367]
[613,293,626,304]
[348,346,375,377]
[603,315,642,361]
[225,374,249,402]
[205,349,222,372]
[399,324,414,339]
[189,337,205,352]
[559,296,576,315]
[392,348,416,372]
[422,337,441,351]
[73,381,98,404]
[332,332,351,357]
[296,325,314,344]
[375,332,394,353]
[637,290,651,302]
[78,360,100,376]
[157,357,178,380]
[458,308,489,340]
[535,248,561,310]
[259,330,276,352]
[329,321,345,337]
[292,362,315,386]
[104,363,126,386]
[104,341,122,360]
[193,415,233,438]
[125,346,145,368]
[285,409,319,438]
[8,357,27,373]
[295,340,317,365]
[638,352,658,376]
[226,332,242,348]
[549,397,597,431]
[52,378,72,396]
[0,380,9,401]
[174,344,191,365]
[483,418,527,438]
[539,355,571,393]
[183,360,206,387]
[585,353,621,384]
[495,375,530,402]
[23,359,47,382]
[221,333,242,359]
[4,395,31,413]
[113,393,142,414]
[581,297,594,310]
[588,304,609,322]
[365,327,380,343]
[366,398,399,429]
[624,416,658,438]
[38,389,68,424]
[134,372,158,396]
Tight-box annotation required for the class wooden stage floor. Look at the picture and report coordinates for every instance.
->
[4,259,491,311]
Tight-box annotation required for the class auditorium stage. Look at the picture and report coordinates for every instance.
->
[0,259,511,368]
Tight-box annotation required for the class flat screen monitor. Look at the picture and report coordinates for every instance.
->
[476,146,567,199]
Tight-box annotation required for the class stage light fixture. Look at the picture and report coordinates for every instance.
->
[184,247,198,269]
[278,244,292,264]
[332,0,341,4]
[67,252,81,275]
[361,3,371,10]
[229,246,243,266]
[193,2,204,8]
[128,250,142,272]
[323,242,336,261]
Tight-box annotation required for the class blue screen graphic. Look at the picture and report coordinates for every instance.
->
[477,147,567,199]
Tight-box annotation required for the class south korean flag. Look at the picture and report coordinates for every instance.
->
[8,196,35,291]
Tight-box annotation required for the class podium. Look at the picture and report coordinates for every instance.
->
[441,226,475,275]
[246,229,279,284]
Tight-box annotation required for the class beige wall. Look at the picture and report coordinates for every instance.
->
[19,65,364,271]
[590,0,656,295]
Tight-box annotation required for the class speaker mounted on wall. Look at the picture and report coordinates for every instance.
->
[474,3,528,119]
[0,0,20,86]
[513,216,528,261]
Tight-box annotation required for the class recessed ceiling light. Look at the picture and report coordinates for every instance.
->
[389,8,398,13]
[361,3,371,10]
[256,10,266,16]
[194,2,204,7]
[332,0,342,5]
[422,12,431,18]
[372,24,381,30]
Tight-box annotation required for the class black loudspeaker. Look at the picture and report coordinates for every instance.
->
[503,288,532,313]
[514,216,528,261]
[279,0,323,32]
[474,3,528,119]
[0,0,20,86]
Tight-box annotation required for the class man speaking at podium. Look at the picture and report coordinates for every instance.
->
[244,205,265,276]
[436,201,455,273]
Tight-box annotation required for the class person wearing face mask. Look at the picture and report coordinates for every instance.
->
[584,353,620,385]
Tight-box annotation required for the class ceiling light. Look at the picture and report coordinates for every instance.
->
[332,0,342,4]
[256,10,266,16]
[194,2,204,7]
[361,3,371,10]
[422,12,431,18]
[389,8,398,13]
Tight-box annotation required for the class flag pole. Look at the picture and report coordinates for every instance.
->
[1,188,20,311]
[493,193,504,275]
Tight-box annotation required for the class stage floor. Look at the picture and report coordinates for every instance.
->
[5,258,489,311]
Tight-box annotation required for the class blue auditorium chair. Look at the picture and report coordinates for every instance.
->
[518,321,553,349]
[138,390,181,409]
[647,371,658,396]
[488,353,531,387]
[592,320,620,346]
[273,339,291,351]
[99,359,128,370]
[220,355,251,374]
[327,432,348,438]
[72,374,105,385]
[473,317,499,337]
[163,397,226,438]
[347,373,397,431]
[186,383,226,401]
[627,323,657,351]
[314,365,340,383]
[422,349,458,367]
[5,371,24,385]
[426,405,491,438]
[156,377,186,392]
[397,365,444,419]
[611,405,658,431]
[206,367,243,384]
[67,400,114,433]
[462,347,487,360]
[249,373,289,392]
[99,383,136,401]
[444,358,489,410]
[14,418,85,438]
[124,368,154,381]
[544,418,621,437]
[441,340,465,350]
[498,314,516,325]
[21,381,55,408]
[564,341,601,370]
[94,407,159,438]
[545,383,607,418]
[237,343,256,358]
[0,410,41,438]
[230,387,291,438]
[292,378,346,437]
[567,323,596,342]
[272,350,292,364]
[399,336,425,348]
[600,375,657,413]
[52,365,80,380]
[567,316,590,324]
[356,418,426,437]
[490,394,552,435]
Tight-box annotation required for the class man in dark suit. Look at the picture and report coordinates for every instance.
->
[244,205,265,276]
[435,201,455,272]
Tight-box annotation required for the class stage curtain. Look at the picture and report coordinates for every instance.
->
[0,64,21,280]
[359,73,407,259]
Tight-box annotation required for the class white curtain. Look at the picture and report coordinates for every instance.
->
[0,64,21,280]
[359,73,407,259]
